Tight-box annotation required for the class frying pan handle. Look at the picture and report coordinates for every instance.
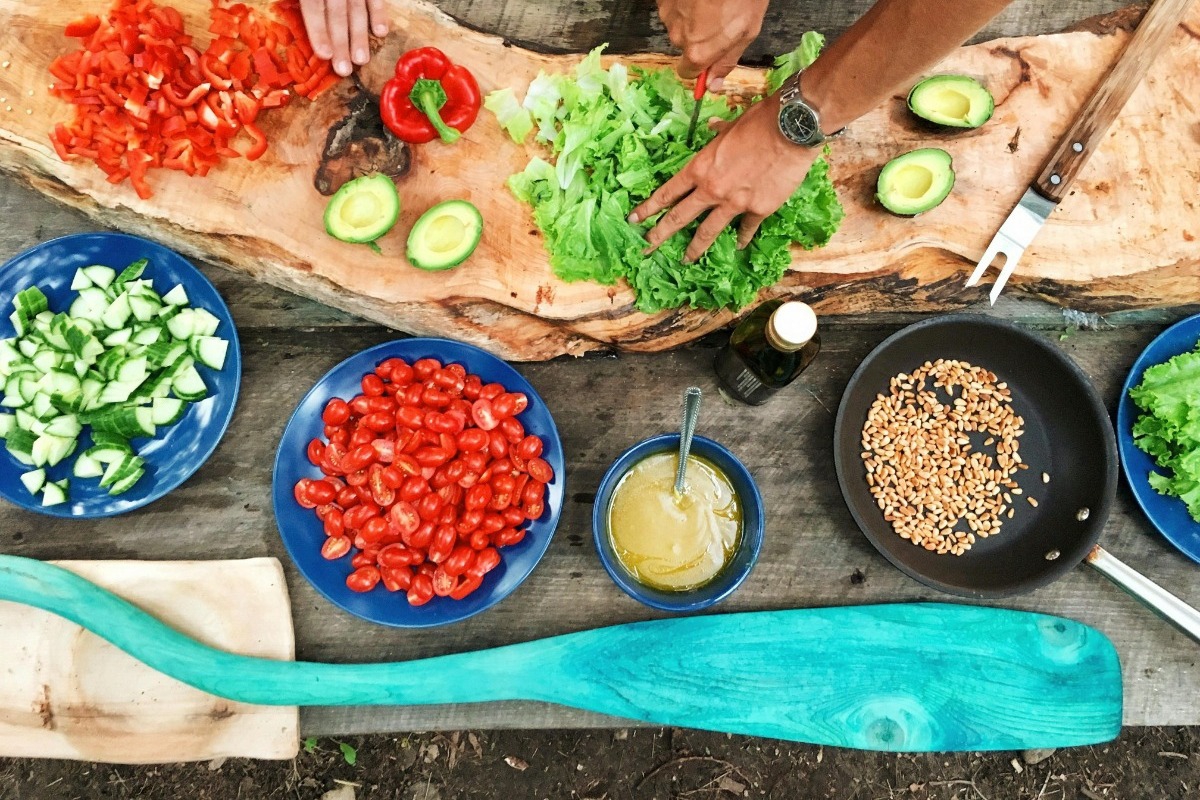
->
[1086,545,1200,645]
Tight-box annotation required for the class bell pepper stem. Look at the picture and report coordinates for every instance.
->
[410,78,461,144]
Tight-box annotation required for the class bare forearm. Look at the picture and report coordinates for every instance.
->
[802,0,1015,132]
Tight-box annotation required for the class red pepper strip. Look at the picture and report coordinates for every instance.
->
[65,15,102,39]
[379,47,480,144]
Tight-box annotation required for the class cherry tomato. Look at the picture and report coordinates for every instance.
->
[325,426,350,446]
[510,452,528,474]
[307,479,337,506]
[442,545,475,577]
[351,550,377,569]
[422,387,451,407]
[428,525,456,563]
[471,399,499,430]
[469,530,491,550]
[349,396,372,416]
[348,427,375,450]
[517,435,544,460]
[404,384,424,407]
[494,527,525,547]
[362,411,394,433]
[343,444,377,472]
[450,574,483,600]
[307,439,325,466]
[393,454,421,476]
[347,568,381,593]
[346,468,369,487]
[417,492,443,521]
[458,470,481,490]
[361,516,389,545]
[413,358,440,380]
[492,393,517,419]
[509,393,528,414]
[499,417,525,443]
[466,484,492,511]
[527,457,554,484]
[337,486,360,507]
[323,508,345,537]
[462,451,489,473]
[437,483,463,506]
[487,430,508,459]
[322,398,350,426]
[400,476,431,502]
[407,573,434,606]
[480,383,505,401]
[431,566,456,596]
[462,375,482,400]
[415,447,451,468]
[378,543,418,568]
[469,547,501,577]
[522,480,546,506]
[293,479,317,509]
[456,508,484,534]
[416,561,437,578]
[321,535,351,560]
[403,520,435,550]
[387,501,420,536]
[371,438,396,463]
[361,373,385,397]
[424,411,458,434]
[365,396,396,414]
[368,466,395,506]
[480,513,505,534]
[381,565,413,592]
[502,506,526,527]
[344,504,376,532]
[456,428,487,452]
[396,406,424,429]
[524,500,545,519]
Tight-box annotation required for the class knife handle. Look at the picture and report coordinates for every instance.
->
[1034,0,1195,204]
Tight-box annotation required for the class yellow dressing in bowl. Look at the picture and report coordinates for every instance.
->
[607,452,742,591]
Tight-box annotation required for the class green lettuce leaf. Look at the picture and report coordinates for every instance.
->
[504,39,843,313]
[765,31,826,94]
[1130,338,1200,522]
[484,88,534,144]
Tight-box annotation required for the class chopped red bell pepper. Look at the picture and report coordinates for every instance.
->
[379,47,480,145]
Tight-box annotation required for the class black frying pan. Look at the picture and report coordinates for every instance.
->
[834,315,1200,639]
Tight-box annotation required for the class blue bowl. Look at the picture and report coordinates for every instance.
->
[0,232,241,518]
[273,338,565,628]
[592,434,764,612]
[1116,312,1200,564]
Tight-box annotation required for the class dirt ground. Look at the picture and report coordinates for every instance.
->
[3,726,1199,800]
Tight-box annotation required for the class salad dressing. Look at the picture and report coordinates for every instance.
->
[607,453,742,591]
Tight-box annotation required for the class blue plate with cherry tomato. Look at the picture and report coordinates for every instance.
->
[272,338,565,628]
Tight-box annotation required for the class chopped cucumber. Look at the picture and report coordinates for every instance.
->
[3,260,228,499]
[20,468,45,495]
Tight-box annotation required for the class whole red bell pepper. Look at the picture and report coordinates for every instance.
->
[380,47,480,144]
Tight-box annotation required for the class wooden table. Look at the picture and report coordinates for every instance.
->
[4,0,1200,736]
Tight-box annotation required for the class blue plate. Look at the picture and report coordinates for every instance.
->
[0,232,241,518]
[272,339,565,628]
[1117,312,1200,563]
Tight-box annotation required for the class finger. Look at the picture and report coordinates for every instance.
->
[675,53,702,81]
[643,192,712,253]
[348,0,370,65]
[705,46,743,88]
[685,207,738,262]
[629,170,696,224]
[300,0,333,60]
[325,0,353,76]
[737,213,768,249]
[366,0,389,37]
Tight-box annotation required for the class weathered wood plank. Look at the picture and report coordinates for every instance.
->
[2,316,1199,728]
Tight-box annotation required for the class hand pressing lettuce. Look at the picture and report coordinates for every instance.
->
[486,40,842,314]
[1130,339,1200,523]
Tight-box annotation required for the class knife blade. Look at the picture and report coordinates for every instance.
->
[685,70,708,148]
[965,0,1196,303]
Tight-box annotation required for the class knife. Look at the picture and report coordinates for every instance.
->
[685,69,708,148]
[965,0,1196,304]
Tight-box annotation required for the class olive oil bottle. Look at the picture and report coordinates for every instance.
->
[714,301,821,405]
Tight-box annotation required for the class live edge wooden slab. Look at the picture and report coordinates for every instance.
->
[0,1,1197,360]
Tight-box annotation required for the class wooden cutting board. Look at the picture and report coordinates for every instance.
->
[0,559,298,763]
[0,1,1197,361]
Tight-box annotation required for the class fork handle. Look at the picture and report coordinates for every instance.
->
[1033,0,1195,204]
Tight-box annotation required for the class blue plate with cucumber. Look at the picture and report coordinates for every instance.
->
[0,232,240,517]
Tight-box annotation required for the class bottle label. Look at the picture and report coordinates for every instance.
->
[732,367,772,404]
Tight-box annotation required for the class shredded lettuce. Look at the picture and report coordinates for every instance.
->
[483,88,534,144]
[766,32,826,93]
[1129,338,1200,522]
[494,38,843,313]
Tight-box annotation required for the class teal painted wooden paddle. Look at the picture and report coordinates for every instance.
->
[0,556,1122,752]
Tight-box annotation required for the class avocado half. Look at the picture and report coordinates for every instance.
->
[907,75,994,129]
[324,173,401,243]
[876,148,955,216]
[407,200,484,271]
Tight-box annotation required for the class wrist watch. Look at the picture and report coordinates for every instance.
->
[777,70,845,147]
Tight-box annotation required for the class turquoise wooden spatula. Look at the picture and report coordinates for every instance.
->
[0,556,1122,752]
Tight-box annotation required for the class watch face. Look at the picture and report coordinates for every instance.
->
[779,103,820,145]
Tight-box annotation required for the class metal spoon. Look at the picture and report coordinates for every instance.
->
[675,387,703,495]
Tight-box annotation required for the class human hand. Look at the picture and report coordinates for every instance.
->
[655,0,770,90]
[301,0,389,77]
[629,96,818,262]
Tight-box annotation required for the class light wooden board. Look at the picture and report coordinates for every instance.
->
[0,559,298,762]
[0,1,1197,359]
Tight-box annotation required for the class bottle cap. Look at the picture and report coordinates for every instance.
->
[766,302,818,352]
